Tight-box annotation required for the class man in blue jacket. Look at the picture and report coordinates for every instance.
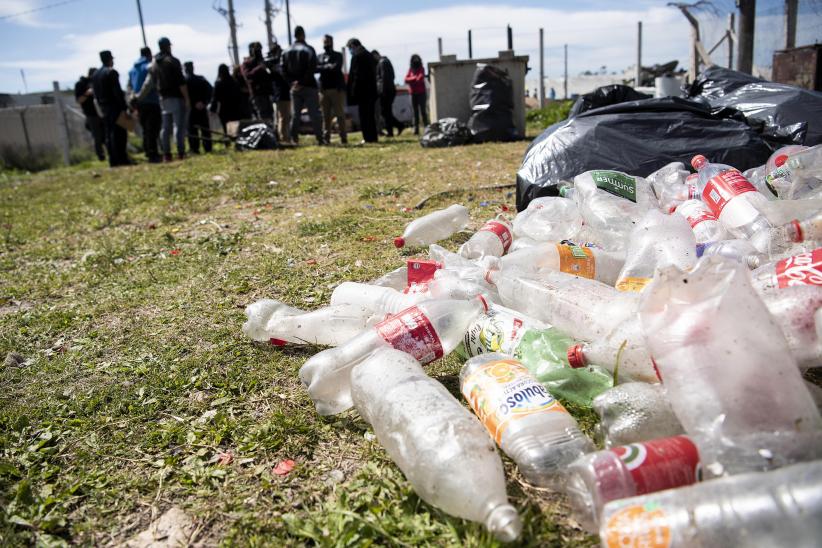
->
[128,47,161,163]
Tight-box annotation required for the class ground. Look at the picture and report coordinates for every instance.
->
[0,127,599,547]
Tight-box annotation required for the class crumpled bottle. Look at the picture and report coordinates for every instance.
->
[242,299,374,346]
[591,383,684,448]
[511,196,583,242]
[459,215,513,259]
[394,204,470,248]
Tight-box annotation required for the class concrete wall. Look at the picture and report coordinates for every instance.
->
[0,103,90,156]
[428,51,529,137]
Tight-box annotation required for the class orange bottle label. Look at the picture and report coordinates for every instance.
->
[604,502,672,548]
[556,244,596,279]
[615,276,652,292]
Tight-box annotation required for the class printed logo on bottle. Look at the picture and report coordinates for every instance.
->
[461,359,567,444]
[556,244,596,279]
[676,200,717,229]
[604,502,671,548]
[479,220,512,252]
[700,169,757,218]
[615,277,652,292]
[376,306,443,364]
[406,259,441,285]
[610,435,699,495]
[462,307,532,357]
[591,171,637,203]
[775,248,822,289]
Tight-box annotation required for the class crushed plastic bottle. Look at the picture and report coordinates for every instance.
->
[698,238,761,266]
[459,216,513,259]
[460,353,594,487]
[243,299,374,346]
[592,383,684,448]
[762,211,822,255]
[394,204,470,248]
[511,197,583,242]
[497,242,625,286]
[330,277,488,315]
[299,297,487,415]
[350,348,522,542]
[566,319,658,383]
[673,199,727,246]
[760,285,822,368]
[599,460,822,548]
[565,435,699,532]
[647,161,690,213]
[750,247,822,294]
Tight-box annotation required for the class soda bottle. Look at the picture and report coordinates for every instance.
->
[762,212,822,255]
[459,216,513,259]
[243,299,374,346]
[496,242,625,286]
[350,348,522,542]
[765,144,819,199]
[508,235,541,252]
[394,204,470,248]
[760,285,822,368]
[460,353,594,487]
[592,383,684,448]
[750,247,822,294]
[599,460,822,548]
[512,196,583,243]
[299,297,487,415]
[673,199,727,246]
[330,277,488,315]
[566,319,659,383]
[565,435,700,532]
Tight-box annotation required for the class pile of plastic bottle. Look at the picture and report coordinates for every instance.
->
[243,145,822,546]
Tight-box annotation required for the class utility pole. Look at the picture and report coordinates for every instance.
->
[468,30,473,59]
[136,0,147,48]
[736,0,755,75]
[285,0,292,45]
[727,12,735,69]
[635,21,642,88]
[784,0,797,49]
[538,28,545,107]
[227,0,239,66]
[563,44,568,99]
[507,25,513,50]
[437,37,443,59]
[264,0,274,51]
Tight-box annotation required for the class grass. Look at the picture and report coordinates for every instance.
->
[0,131,597,546]
[526,101,574,133]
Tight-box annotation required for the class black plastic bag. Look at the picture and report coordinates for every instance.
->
[235,122,277,150]
[468,65,519,143]
[568,84,651,117]
[420,118,472,148]
[687,66,822,145]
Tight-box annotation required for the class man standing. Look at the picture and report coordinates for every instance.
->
[241,42,274,124]
[267,44,291,143]
[373,50,403,137]
[140,37,189,161]
[74,68,105,161]
[92,51,130,167]
[346,38,378,143]
[317,35,347,144]
[184,61,213,154]
[128,47,161,163]
[282,26,324,145]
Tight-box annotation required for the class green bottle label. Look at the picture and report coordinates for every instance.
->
[591,170,637,203]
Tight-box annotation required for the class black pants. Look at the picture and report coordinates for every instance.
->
[411,92,429,133]
[86,115,106,160]
[379,91,402,136]
[358,98,378,143]
[188,108,212,153]
[103,110,129,167]
[138,102,161,161]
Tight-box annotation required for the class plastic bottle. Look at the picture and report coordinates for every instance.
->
[673,199,727,245]
[459,216,513,259]
[330,277,488,315]
[243,299,374,346]
[566,319,658,383]
[762,212,822,255]
[592,383,684,448]
[615,209,697,293]
[647,161,690,213]
[370,265,408,290]
[761,285,822,368]
[496,242,625,286]
[350,348,522,542]
[698,238,760,266]
[750,247,822,294]
[511,196,583,242]
[598,460,822,548]
[394,204,470,248]
[690,154,772,247]
[508,235,541,252]
[565,435,699,532]
[460,353,594,487]
[299,297,487,415]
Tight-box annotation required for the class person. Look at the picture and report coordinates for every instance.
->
[282,26,324,145]
[373,50,403,137]
[74,68,105,161]
[184,61,213,154]
[316,35,347,144]
[210,64,243,144]
[241,42,274,124]
[404,54,428,135]
[550,87,556,100]
[267,44,292,144]
[92,50,130,167]
[140,37,189,161]
[232,65,253,120]
[127,47,161,163]
[346,38,378,143]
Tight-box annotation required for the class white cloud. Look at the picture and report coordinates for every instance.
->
[0,0,66,28]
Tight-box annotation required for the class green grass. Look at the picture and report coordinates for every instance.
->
[526,101,574,133]
[0,132,597,546]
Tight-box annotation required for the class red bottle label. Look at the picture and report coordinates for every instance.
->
[406,259,442,286]
[479,221,512,252]
[375,306,444,364]
[775,248,822,289]
[700,170,756,217]
[610,435,699,495]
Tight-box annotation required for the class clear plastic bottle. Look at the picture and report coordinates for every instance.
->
[460,353,594,487]
[242,299,374,346]
[565,435,700,532]
[330,277,488,315]
[350,348,522,542]
[512,196,583,242]
[299,297,487,415]
[646,161,690,213]
[761,285,822,368]
[459,216,513,259]
[673,199,727,245]
[750,247,822,294]
[497,242,625,286]
[763,212,822,255]
[698,238,761,266]
[566,320,658,383]
[592,383,684,448]
[598,460,822,548]
[690,154,772,246]
[394,204,470,248]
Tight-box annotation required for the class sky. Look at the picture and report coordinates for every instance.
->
[0,0,819,94]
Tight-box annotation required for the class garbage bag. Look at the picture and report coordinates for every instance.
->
[468,64,519,143]
[420,118,472,148]
[687,66,822,146]
[235,122,277,150]
[568,84,651,117]
[516,95,774,211]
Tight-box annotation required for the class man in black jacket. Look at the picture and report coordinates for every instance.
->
[241,42,274,124]
[92,51,130,166]
[346,38,378,143]
[281,26,324,145]
[373,50,403,137]
[74,68,105,161]
[184,61,214,153]
[317,35,347,144]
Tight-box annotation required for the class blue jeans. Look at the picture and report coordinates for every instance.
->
[160,96,187,155]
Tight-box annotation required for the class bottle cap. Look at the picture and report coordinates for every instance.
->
[393,237,405,248]
[567,344,586,368]
[691,154,707,170]
[791,219,804,243]
[476,294,489,313]
[269,338,287,346]
[774,154,788,167]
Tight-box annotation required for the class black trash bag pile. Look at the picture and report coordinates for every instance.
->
[567,84,651,117]
[468,64,519,143]
[687,66,822,146]
[235,122,277,151]
[420,118,472,148]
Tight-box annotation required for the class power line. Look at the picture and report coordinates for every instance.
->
[0,0,82,21]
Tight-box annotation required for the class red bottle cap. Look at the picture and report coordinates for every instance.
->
[774,154,788,167]
[567,344,586,368]
[476,295,489,313]
[394,237,405,248]
[269,338,287,346]
[791,219,804,243]
[691,154,707,170]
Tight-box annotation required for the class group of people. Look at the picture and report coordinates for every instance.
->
[74,26,430,168]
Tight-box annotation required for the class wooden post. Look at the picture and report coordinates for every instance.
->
[737,0,755,74]
[437,37,443,59]
[728,12,735,69]
[227,0,240,66]
[784,0,797,49]
[264,0,274,51]
[538,28,545,108]
[636,21,643,88]
[468,30,473,59]
[52,81,70,166]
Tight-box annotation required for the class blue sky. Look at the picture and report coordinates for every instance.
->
[0,0,819,94]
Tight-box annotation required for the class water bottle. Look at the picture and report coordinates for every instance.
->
[497,242,625,286]
[243,299,374,346]
[394,204,470,248]
[673,199,727,245]
[599,460,822,548]
[565,435,700,532]
[350,348,522,542]
[647,161,690,213]
[592,383,684,448]
[330,277,488,315]
[760,285,822,368]
[460,353,594,487]
[512,196,583,242]
[763,212,822,255]
[299,296,487,415]
[698,238,761,266]
[459,216,513,259]
[750,247,822,294]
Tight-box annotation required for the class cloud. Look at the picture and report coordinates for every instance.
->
[0,0,67,28]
